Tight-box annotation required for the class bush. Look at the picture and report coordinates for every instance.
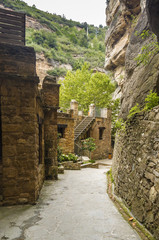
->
[127,103,141,119]
[68,153,78,163]
[144,90,159,110]
[58,153,78,163]
[47,67,67,77]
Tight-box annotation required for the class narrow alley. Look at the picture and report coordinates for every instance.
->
[0,169,141,240]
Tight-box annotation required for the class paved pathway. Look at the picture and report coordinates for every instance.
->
[0,169,141,240]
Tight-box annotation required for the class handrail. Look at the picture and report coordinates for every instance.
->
[74,116,95,140]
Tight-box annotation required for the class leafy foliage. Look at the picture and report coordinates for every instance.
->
[127,103,141,119]
[134,30,159,66]
[59,63,117,114]
[47,67,67,77]
[144,90,159,110]
[58,153,78,163]
[82,137,96,159]
[1,0,107,69]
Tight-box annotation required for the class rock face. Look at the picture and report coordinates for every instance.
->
[106,0,159,238]
[26,16,72,83]
[105,0,159,119]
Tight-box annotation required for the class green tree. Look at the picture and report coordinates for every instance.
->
[82,137,96,159]
[59,63,116,114]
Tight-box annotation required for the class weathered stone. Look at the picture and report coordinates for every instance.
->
[58,166,64,174]
[62,161,81,170]
[18,198,29,204]
[149,186,157,203]
[0,21,59,205]
[57,112,74,155]
[112,108,159,237]
[153,170,159,178]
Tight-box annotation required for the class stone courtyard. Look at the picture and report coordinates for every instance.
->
[0,168,141,240]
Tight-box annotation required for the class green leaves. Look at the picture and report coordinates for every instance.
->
[144,90,159,110]
[59,64,116,114]
[127,103,141,119]
[82,138,96,153]
[134,30,159,66]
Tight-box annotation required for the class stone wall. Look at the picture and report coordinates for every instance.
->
[0,42,59,205]
[112,107,159,239]
[0,43,45,205]
[57,112,74,154]
[62,161,81,170]
[91,111,112,160]
[42,76,60,180]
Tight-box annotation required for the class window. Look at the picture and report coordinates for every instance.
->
[99,127,105,140]
[58,124,67,138]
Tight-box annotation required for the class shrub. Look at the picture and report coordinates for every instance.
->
[58,153,78,163]
[68,153,78,163]
[47,67,67,77]
[144,90,159,110]
[127,103,141,119]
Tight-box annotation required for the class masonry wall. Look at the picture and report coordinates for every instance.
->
[0,43,45,205]
[57,112,74,154]
[112,107,159,239]
[91,112,112,160]
[42,76,60,180]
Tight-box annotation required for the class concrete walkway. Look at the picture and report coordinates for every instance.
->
[0,169,141,240]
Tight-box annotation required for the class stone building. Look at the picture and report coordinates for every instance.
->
[0,9,60,206]
[57,100,112,160]
[57,111,74,155]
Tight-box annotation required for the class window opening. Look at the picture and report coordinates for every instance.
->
[58,124,67,138]
[99,127,105,140]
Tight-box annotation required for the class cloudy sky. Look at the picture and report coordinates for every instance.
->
[24,0,107,27]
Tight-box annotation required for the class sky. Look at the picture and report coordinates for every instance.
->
[24,0,107,27]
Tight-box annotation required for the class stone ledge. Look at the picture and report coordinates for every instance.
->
[62,161,81,170]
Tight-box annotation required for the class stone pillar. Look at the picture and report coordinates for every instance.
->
[70,100,78,117]
[70,100,78,126]
[89,104,95,117]
[0,43,39,205]
[42,76,60,180]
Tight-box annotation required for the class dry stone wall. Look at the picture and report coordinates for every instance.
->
[112,108,159,238]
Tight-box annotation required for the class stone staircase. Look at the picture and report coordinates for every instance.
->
[74,116,95,141]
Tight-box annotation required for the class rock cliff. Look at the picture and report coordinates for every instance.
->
[26,16,72,83]
[106,0,159,238]
[105,0,159,119]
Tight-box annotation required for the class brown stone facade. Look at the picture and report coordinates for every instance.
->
[57,112,74,155]
[59,101,112,160]
[0,43,59,206]
[91,114,112,160]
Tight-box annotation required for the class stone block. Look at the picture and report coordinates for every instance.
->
[149,186,157,203]
[18,198,29,204]
[62,161,81,170]
[58,166,64,174]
